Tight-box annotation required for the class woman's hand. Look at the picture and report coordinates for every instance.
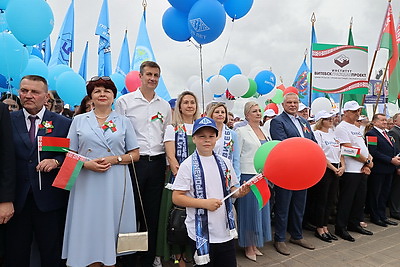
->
[84,158,111,172]
[336,166,345,177]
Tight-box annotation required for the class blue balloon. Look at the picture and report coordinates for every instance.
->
[0,0,10,9]
[255,70,276,95]
[20,57,48,79]
[188,0,226,45]
[206,75,214,82]
[110,73,125,92]
[223,0,253,20]
[48,65,74,90]
[168,0,198,13]
[0,74,9,88]
[5,0,54,45]
[0,32,29,78]
[56,72,86,106]
[0,12,8,32]
[219,64,241,81]
[162,7,190,42]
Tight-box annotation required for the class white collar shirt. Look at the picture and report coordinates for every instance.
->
[115,89,172,156]
[23,106,46,138]
[286,112,304,137]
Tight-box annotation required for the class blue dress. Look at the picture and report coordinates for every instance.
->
[62,110,139,267]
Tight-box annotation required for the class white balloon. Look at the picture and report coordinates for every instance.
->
[248,66,264,79]
[209,75,227,95]
[216,94,235,111]
[264,88,277,99]
[254,94,269,111]
[311,97,332,115]
[227,74,249,97]
[186,75,200,89]
[190,79,214,112]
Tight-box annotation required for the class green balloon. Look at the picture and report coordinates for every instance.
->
[242,78,257,98]
[272,90,284,104]
[253,140,281,173]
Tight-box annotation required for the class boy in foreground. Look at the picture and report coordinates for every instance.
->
[172,117,250,266]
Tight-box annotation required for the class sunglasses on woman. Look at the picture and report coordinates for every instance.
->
[90,76,111,82]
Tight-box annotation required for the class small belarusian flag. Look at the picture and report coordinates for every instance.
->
[248,173,271,210]
[52,151,87,190]
[341,146,361,157]
[366,136,378,145]
[38,136,70,152]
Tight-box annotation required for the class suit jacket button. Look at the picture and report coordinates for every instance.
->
[107,148,111,152]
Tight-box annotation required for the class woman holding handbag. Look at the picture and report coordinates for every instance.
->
[62,77,140,267]
[156,91,200,266]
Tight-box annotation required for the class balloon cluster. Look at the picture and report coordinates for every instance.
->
[162,0,254,44]
[0,0,53,91]
[253,137,326,190]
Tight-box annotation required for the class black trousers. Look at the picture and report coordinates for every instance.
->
[129,155,166,267]
[367,172,393,221]
[5,194,66,267]
[336,172,367,230]
[314,167,339,228]
[191,239,237,267]
[389,172,400,217]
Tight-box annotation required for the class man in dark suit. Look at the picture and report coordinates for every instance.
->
[5,75,71,267]
[366,113,400,227]
[270,93,316,256]
[0,102,16,267]
[388,113,400,220]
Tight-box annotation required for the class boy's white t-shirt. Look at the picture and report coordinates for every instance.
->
[335,121,369,173]
[172,154,239,243]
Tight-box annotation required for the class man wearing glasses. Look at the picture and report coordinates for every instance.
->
[334,101,373,242]
[116,61,171,266]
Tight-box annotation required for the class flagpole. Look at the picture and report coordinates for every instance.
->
[340,17,353,115]
[309,13,316,107]
[221,174,259,202]
[37,142,42,190]
[373,59,390,115]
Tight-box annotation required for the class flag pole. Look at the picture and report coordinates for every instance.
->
[37,142,42,190]
[373,59,390,115]
[221,174,259,202]
[340,17,353,115]
[309,13,316,107]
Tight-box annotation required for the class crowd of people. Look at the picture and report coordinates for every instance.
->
[0,60,400,267]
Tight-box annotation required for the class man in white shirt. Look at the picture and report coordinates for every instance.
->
[116,61,172,266]
[334,101,373,242]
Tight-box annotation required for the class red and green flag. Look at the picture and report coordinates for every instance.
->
[366,136,378,145]
[248,173,271,210]
[38,136,70,152]
[52,151,87,190]
[377,3,400,103]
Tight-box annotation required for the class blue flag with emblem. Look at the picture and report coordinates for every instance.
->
[96,0,112,76]
[132,10,171,100]
[116,30,130,76]
[78,41,89,81]
[293,57,310,106]
[48,0,74,67]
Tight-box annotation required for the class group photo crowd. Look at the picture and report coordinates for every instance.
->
[1,61,400,267]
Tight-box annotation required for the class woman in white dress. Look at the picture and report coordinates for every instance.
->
[62,77,140,267]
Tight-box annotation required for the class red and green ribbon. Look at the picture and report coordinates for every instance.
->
[151,112,164,123]
[38,120,54,134]
[101,120,117,133]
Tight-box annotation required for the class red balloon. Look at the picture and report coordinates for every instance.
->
[125,71,141,92]
[263,137,326,190]
[283,86,298,95]
[265,103,278,114]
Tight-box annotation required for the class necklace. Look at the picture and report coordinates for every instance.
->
[94,112,111,119]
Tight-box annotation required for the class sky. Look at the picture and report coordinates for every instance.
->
[46,0,400,114]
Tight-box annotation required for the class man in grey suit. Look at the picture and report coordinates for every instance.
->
[388,113,400,220]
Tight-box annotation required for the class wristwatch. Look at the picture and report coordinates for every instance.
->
[117,156,123,164]
[365,159,371,165]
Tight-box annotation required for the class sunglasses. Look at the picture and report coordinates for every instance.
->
[90,76,111,82]
[323,118,333,121]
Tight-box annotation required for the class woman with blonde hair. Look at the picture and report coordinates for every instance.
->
[236,101,272,262]
[206,102,240,177]
[156,91,200,266]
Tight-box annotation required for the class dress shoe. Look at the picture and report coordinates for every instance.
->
[390,214,400,220]
[348,225,373,235]
[245,253,256,262]
[289,238,315,250]
[303,222,317,232]
[326,232,338,241]
[254,248,263,256]
[274,241,290,256]
[314,231,332,243]
[383,219,398,226]
[334,229,355,242]
[371,219,388,227]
